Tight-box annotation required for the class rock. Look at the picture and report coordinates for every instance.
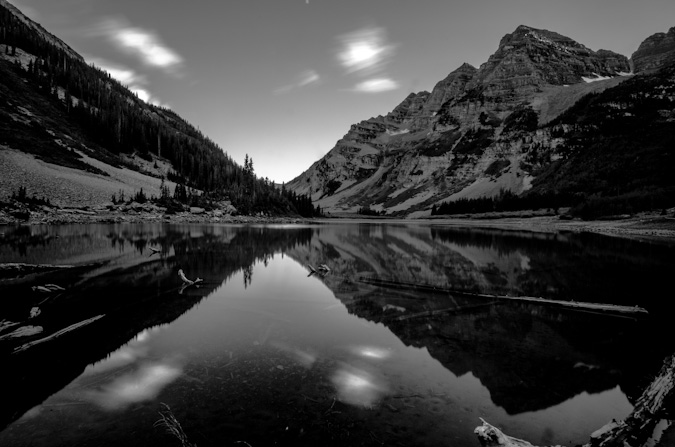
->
[10,209,30,220]
[468,25,629,97]
[421,63,477,119]
[189,207,205,214]
[631,26,675,73]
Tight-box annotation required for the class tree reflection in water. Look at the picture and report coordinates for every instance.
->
[0,223,673,446]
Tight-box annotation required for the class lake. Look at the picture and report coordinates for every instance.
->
[0,223,673,446]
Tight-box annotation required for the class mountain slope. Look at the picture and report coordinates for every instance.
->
[0,1,316,215]
[632,26,675,73]
[287,25,674,217]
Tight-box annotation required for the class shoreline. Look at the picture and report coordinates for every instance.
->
[2,205,675,244]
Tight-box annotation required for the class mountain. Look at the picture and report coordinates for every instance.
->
[287,25,675,217]
[0,0,317,216]
[632,26,675,73]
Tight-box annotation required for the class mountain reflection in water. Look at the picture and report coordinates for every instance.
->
[0,223,672,447]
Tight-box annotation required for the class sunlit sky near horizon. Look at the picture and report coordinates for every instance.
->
[8,0,675,183]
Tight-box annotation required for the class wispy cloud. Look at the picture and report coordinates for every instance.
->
[93,18,183,73]
[336,26,400,94]
[87,56,166,106]
[336,26,395,75]
[352,78,400,93]
[274,69,320,94]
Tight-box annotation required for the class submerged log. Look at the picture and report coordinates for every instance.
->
[0,263,75,279]
[475,352,675,447]
[589,352,675,446]
[13,315,104,354]
[0,325,43,341]
[358,277,648,317]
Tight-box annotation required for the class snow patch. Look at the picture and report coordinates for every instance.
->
[0,44,38,69]
[527,31,572,54]
[582,73,613,83]
[385,128,410,136]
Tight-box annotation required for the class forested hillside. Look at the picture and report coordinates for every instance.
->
[0,3,319,217]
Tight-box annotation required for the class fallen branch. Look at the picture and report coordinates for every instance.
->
[0,263,74,279]
[0,325,43,341]
[0,319,19,333]
[178,269,202,286]
[307,263,330,278]
[13,315,104,353]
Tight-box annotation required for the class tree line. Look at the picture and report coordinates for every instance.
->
[0,5,321,217]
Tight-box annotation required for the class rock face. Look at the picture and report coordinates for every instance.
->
[287,25,643,216]
[631,26,675,73]
[469,25,629,96]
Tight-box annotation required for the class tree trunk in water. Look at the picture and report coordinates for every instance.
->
[475,352,675,447]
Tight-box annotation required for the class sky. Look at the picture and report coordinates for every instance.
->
[8,0,675,183]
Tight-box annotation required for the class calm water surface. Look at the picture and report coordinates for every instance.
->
[0,223,673,446]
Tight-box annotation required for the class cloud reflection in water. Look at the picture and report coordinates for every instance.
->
[84,361,182,410]
[271,340,317,368]
[351,345,391,360]
[332,366,388,408]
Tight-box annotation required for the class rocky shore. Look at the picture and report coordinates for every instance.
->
[2,199,675,245]
[0,201,312,226]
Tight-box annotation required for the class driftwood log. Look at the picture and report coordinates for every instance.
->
[0,263,75,279]
[0,325,43,341]
[476,353,675,447]
[178,269,202,286]
[13,315,104,354]
[358,277,648,317]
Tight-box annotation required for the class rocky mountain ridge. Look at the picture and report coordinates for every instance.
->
[287,25,674,217]
[632,26,675,73]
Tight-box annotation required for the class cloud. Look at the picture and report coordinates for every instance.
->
[131,87,151,103]
[352,78,400,93]
[336,26,395,75]
[87,56,165,106]
[274,69,320,94]
[93,18,183,72]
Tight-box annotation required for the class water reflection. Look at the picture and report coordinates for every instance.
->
[350,345,391,360]
[331,366,388,407]
[85,361,183,410]
[0,223,673,446]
